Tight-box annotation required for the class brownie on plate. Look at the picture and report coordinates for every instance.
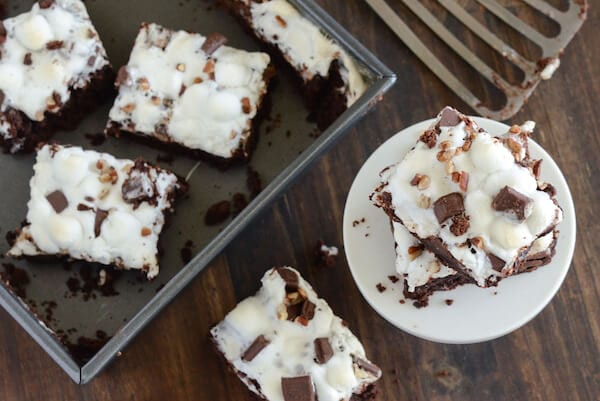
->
[372,107,563,291]
[7,144,185,279]
[211,267,381,401]
[106,23,275,167]
[0,0,113,153]
[222,0,367,130]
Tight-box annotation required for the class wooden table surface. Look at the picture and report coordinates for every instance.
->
[1,0,599,400]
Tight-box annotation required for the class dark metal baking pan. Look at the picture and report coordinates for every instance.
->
[0,0,395,384]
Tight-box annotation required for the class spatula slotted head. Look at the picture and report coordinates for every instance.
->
[366,0,587,120]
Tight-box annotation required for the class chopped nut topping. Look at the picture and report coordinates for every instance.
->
[276,304,287,320]
[509,125,521,134]
[417,175,431,190]
[203,60,215,74]
[417,194,431,209]
[176,63,186,72]
[451,171,460,183]
[141,227,152,236]
[506,138,522,153]
[193,77,203,84]
[437,150,453,162]
[410,174,423,186]
[241,97,251,114]
[99,188,110,200]
[462,140,472,152]
[471,236,484,249]
[408,246,423,261]
[121,103,136,113]
[138,78,150,91]
[151,96,160,105]
[445,160,455,174]
[440,140,453,150]
[96,159,105,170]
[275,15,287,27]
[458,171,469,192]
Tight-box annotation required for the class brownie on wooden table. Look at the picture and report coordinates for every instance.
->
[211,267,381,401]
[106,23,275,167]
[0,0,113,153]
[222,0,367,130]
[7,144,185,279]
[372,107,563,298]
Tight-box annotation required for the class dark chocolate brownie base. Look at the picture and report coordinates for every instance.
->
[403,274,473,308]
[210,332,378,401]
[219,0,350,131]
[0,65,115,154]
[106,64,275,170]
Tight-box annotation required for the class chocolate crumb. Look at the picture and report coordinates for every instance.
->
[399,299,406,304]
[204,200,231,226]
[388,275,399,283]
[376,283,386,293]
[314,240,338,268]
[246,166,262,199]
[180,240,194,264]
[23,53,32,65]
[445,299,454,306]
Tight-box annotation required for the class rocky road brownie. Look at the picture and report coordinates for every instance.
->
[373,107,563,288]
[7,144,184,279]
[211,267,381,401]
[106,23,274,166]
[222,0,367,130]
[0,0,113,153]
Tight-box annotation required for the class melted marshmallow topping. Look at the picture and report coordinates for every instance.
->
[211,267,381,401]
[108,23,272,159]
[8,144,181,279]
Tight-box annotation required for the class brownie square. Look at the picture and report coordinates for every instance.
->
[0,0,113,153]
[7,143,185,279]
[106,23,275,166]
[373,107,563,288]
[222,0,367,130]
[211,267,381,401]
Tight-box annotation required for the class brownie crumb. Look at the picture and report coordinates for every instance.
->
[84,133,106,146]
[180,240,194,264]
[231,193,248,217]
[399,299,406,304]
[314,240,339,268]
[65,264,120,300]
[246,166,262,199]
[0,263,30,298]
[376,283,386,293]
[435,370,452,377]
[445,299,454,306]
[41,300,57,323]
[205,200,231,226]
[388,275,399,283]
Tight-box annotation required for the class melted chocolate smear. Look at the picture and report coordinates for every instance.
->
[204,200,231,226]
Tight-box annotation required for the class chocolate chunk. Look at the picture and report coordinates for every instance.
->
[77,203,93,211]
[438,107,461,127]
[281,376,315,401]
[286,303,302,321]
[242,335,270,362]
[46,40,64,50]
[122,161,156,207]
[241,97,251,114]
[39,0,55,8]
[204,200,231,226]
[276,267,298,291]
[46,190,68,213]
[201,33,227,55]
[433,192,465,223]
[0,22,6,45]
[116,66,130,87]
[314,338,333,364]
[492,186,532,221]
[449,214,470,236]
[488,253,505,272]
[355,357,381,377]
[23,53,32,66]
[94,209,109,237]
[87,55,96,67]
[419,129,437,148]
[301,299,315,320]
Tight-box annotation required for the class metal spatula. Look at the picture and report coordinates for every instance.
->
[366,0,587,120]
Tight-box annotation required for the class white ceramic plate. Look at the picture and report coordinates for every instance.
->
[343,117,576,344]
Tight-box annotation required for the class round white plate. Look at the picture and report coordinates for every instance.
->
[343,117,576,344]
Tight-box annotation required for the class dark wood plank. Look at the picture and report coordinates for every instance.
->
[1,0,600,400]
